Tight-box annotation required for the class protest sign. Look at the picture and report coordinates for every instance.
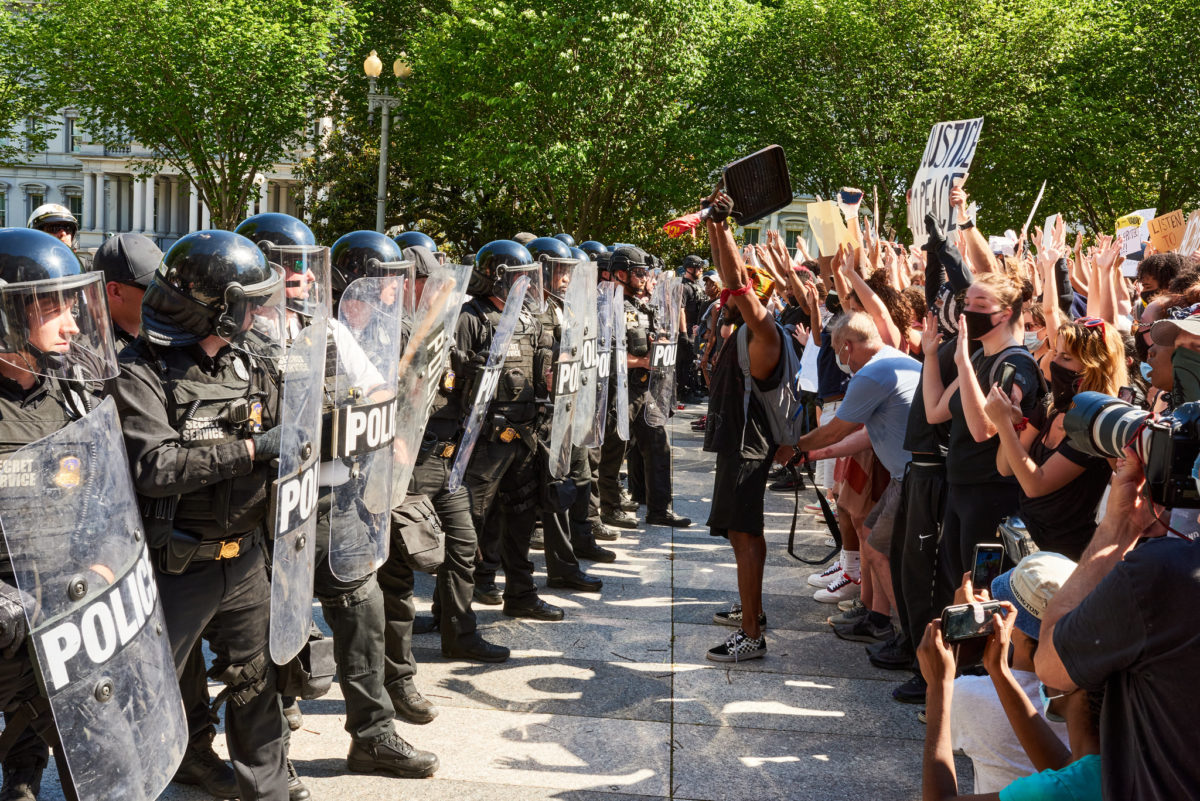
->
[1116,208,1155,276]
[907,117,984,247]
[1178,210,1200,256]
[1040,214,1059,252]
[806,200,851,256]
[1148,210,1185,253]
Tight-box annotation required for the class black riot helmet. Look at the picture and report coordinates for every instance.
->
[0,228,118,381]
[554,233,577,248]
[141,230,285,349]
[330,230,408,299]
[569,246,587,262]
[579,240,607,261]
[236,213,329,320]
[471,239,543,311]
[610,245,650,290]
[525,236,572,263]
[234,212,316,248]
[393,230,438,253]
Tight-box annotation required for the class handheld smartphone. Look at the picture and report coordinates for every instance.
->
[997,362,1018,395]
[941,600,1005,643]
[972,543,1006,592]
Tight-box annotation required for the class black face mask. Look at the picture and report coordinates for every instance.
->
[1049,360,1082,411]
[963,309,1004,341]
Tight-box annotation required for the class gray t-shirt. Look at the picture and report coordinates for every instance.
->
[835,346,921,478]
[1055,536,1200,801]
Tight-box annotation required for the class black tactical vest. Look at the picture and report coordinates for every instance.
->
[134,341,274,540]
[467,298,540,407]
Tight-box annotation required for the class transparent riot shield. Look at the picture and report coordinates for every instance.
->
[546,262,589,478]
[587,281,617,446]
[571,261,599,448]
[645,275,685,427]
[446,275,530,493]
[268,311,327,665]
[613,283,630,441]
[0,398,186,801]
[391,262,473,505]
[327,276,404,582]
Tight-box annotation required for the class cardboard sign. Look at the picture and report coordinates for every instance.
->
[1179,210,1200,256]
[806,200,852,257]
[1148,210,1185,253]
[907,117,985,247]
[1040,214,1059,252]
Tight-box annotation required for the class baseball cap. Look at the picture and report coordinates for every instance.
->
[93,233,162,288]
[990,552,1077,640]
[401,245,440,278]
[1150,304,1200,346]
[703,269,718,282]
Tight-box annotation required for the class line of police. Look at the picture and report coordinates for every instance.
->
[0,209,689,801]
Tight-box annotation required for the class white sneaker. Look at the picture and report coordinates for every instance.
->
[807,561,842,588]
[813,572,861,604]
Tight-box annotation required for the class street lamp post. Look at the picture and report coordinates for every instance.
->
[364,50,411,234]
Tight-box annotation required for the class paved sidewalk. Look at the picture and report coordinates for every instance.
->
[35,405,970,800]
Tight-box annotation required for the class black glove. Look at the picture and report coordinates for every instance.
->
[703,191,734,224]
[926,212,971,292]
[251,426,286,463]
[0,580,30,658]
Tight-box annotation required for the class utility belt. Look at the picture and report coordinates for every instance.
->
[416,430,459,464]
[156,526,264,575]
[487,409,536,449]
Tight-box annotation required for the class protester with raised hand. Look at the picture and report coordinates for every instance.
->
[924,269,1044,602]
[701,189,783,662]
[835,242,903,349]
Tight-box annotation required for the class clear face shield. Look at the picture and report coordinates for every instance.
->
[0,272,118,382]
[261,243,332,323]
[498,263,545,314]
[541,257,581,303]
[368,258,415,323]
[222,266,288,363]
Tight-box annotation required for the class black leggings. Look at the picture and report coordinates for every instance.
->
[935,481,1018,611]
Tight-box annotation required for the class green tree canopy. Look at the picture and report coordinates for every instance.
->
[33,0,357,229]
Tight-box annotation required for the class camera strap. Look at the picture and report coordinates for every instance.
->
[786,456,842,566]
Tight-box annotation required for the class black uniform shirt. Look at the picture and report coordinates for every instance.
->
[106,340,276,540]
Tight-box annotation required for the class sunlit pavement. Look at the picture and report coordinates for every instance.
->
[39,403,972,800]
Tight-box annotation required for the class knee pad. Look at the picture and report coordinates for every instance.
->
[209,652,269,709]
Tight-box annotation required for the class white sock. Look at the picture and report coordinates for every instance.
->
[841,550,861,581]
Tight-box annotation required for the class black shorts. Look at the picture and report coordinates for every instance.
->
[706,450,772,538]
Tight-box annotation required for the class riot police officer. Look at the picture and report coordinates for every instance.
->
[599,247,691,529]
[393,230,439,255]
[0,228,122,801]
[27,205,90,271]
[678,255,707,402]
[526,237,609,587]
[388,244,510,663]
[462,240,564,620]
[296,228,439,778]
[106,230,291,801]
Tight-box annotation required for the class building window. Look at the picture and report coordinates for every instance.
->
[67,195,83,218]
[785,228,806,255]
[24,118,37,153]
[0,193,6,227]
[28,193,44,218]
[64,117,82,152]
[742,227,760,246]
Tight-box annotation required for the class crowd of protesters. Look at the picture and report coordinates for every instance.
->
[690,183,1200,800]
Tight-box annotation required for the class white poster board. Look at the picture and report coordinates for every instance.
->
[907,117,984,248]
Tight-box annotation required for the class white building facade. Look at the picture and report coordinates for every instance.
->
[1,109,304,252]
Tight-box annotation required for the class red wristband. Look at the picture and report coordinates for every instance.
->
[1014,417,1029,432]
[728,283,752,297]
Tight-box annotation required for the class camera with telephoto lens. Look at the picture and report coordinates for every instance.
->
[1064,391,1200,508]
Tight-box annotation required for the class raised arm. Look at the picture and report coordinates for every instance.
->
[837,243,902,348]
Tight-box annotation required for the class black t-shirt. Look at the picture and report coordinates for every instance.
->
[1056,536,1200,801]
[1018,405,1112,560]
[903,339,957,457]
[945,347,1042,485]
[703,325,784,459]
